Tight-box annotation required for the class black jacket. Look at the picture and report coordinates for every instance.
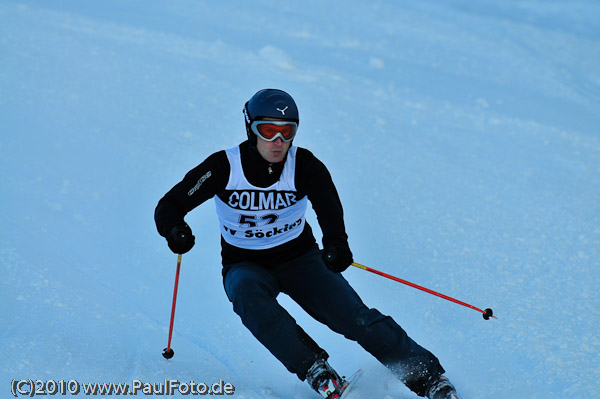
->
[155,141,349,270]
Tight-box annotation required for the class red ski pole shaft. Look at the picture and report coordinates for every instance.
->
[163,254,182,359]
[351,262,495,320]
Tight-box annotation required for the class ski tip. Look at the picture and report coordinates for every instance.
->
[340,369,363,398]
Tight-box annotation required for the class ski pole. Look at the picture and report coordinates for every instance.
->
[351,262,495,320]
[162,254,183,359]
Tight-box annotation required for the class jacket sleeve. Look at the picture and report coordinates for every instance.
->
[295,148,349,248]
[154,150,229,237]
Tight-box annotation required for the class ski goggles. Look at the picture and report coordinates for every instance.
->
[250,120,298,143]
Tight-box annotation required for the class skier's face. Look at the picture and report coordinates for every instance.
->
[256,134,290,163]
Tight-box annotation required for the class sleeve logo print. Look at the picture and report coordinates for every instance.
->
[187,171,212,196]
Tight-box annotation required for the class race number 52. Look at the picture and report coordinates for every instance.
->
[238,214,278,227]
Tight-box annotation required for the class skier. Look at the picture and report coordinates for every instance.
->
[154,89,460,399]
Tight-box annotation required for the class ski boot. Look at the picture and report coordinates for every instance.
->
[306,357,345,399]
[426,375,460,399]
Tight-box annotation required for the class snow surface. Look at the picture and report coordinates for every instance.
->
[1,1,599,398]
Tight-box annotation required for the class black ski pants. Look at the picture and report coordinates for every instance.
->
[223,247,445,396]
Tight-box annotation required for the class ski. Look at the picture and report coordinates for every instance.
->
[339,369,363,398]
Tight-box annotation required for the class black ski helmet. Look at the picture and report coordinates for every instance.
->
[243,89,299,144]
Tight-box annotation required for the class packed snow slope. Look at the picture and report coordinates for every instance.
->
[1,1,599,398]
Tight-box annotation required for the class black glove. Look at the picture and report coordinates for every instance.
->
[166,224,195,254]
[322,242,353,273]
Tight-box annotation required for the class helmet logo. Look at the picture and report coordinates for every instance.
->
[276,106,288,116]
